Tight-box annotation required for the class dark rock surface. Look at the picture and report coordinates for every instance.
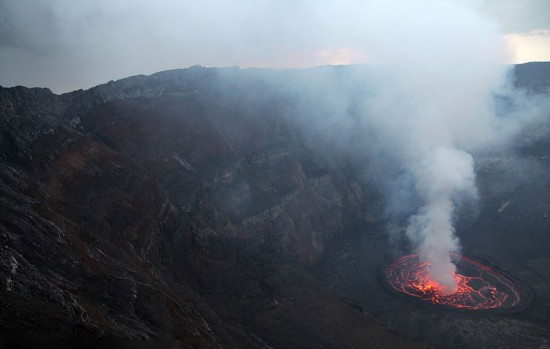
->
[0,63,548,348]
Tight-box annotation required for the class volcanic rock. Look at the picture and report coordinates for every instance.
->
[0,63,549,348]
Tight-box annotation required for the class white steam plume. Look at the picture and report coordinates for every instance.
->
[261,0,530,292]
[406,147,477,293]
[351,1,510,292]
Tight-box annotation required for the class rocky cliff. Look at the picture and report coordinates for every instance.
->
[0,63,548,348]
[0,65,411,348]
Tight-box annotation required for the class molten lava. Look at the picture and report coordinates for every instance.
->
[386,254,522,310]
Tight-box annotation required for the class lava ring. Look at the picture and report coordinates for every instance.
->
[385,254,529,312]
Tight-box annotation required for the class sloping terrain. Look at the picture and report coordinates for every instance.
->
[0,66,417,348]
[0,63,548,348]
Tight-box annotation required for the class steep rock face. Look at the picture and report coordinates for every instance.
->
[75,72,365,267]
[0,89,225,346]
[0,66,388,347]
[0,63,548,347]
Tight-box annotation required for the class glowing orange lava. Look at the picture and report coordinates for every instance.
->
[386,254,522,310]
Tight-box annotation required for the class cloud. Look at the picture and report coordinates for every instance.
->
[0,0,530,93]
[479,0,550,33]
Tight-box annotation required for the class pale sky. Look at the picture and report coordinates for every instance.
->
[479,0,550,63]
[0,0,548,93]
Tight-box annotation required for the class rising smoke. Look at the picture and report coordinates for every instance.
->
[406,147,477,293]
[352,1,547,292]
[345,1,509,292]
[272,1,543,292]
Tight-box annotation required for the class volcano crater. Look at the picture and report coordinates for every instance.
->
[385,254,531,313]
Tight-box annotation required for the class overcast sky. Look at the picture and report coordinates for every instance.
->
[1,0,549,93]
